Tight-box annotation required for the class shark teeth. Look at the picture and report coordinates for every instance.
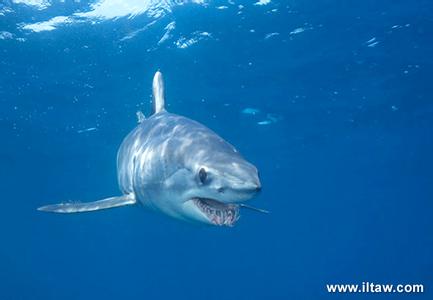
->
[193,198,240,226]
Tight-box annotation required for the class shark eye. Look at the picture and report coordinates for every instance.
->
[198,168,207,184]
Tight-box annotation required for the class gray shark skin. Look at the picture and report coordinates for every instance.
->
[38,71,264,226]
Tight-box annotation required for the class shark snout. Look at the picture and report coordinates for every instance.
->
[234,161,261,192]
[241,180,261,194]
[201,157,261,204]
[226,169,261,200]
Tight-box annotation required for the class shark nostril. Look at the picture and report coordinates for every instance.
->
[256,186,262,192]
[217,187,225,193]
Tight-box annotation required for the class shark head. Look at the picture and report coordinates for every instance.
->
[157,123,262,227]
[186,161,261,226]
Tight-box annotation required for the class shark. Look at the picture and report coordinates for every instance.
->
[38,71,267,226]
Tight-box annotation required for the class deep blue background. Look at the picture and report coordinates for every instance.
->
[1,0,432,299]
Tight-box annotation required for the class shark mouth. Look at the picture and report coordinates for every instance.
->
[193,198,240,226]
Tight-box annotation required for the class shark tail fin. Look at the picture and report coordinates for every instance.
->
[152,71,165,114]
[37,194,136,213]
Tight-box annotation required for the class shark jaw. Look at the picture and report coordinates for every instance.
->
[192,198,240,227]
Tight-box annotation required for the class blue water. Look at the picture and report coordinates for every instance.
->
[1,0,433,299]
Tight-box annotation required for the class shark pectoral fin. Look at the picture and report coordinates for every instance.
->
[37,194,136,213]
[239,204,270,214]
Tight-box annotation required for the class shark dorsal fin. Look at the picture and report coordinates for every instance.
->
[152,71,165,114]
